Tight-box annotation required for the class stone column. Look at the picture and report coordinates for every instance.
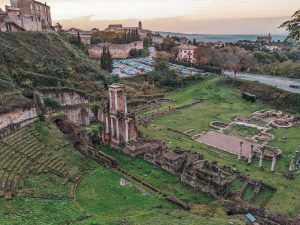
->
[125,120,129,143]
[248,145,254,164]
[115,91,118,111]
[109,91,112,110]
[295,150,300,166]
[238,142,243,161]
[289,156,295,172]
[110,117,114,137]
[271,154,277,172]
[105,115,109,133]
[259,149,264,168]
[124,96,128,114]
[116,118,120,139]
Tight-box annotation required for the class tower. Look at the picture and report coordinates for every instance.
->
[138,21,142,29]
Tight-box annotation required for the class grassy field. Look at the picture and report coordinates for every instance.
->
[75,163,244,225]
[0,121,245,225]
[138,76,300,217]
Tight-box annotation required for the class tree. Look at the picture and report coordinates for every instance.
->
[129,48,139,58]
[153,53,169,71]
[100,46,113,72]
[280,10,300,43]
[143,37,150,48]
[90,103,100,118]
[193,38,197,46]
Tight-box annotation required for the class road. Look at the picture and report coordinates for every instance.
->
[224,71,300,94]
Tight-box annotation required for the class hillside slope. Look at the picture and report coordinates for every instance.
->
[0,32,109,113]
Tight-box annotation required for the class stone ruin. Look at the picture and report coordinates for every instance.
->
[100,84,138,149]
[252,110,295,128]
[101,83,230,198]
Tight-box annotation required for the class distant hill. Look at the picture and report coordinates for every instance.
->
[0,32,109,112]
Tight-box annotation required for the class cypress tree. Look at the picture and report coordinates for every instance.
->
[106,48,113,72]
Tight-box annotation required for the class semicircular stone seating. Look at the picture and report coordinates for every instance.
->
[0,127,71,199]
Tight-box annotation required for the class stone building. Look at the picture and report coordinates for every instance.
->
[88,41,143,59]
[105,21,150,38]
[0,0,53,32]
[177,44,197,63]
[256,33,272,43]
[101,84,138,148]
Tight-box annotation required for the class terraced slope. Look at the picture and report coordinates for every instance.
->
[0,32,109,114]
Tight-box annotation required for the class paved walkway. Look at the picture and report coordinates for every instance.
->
[224,71,300,93]
[193,131,261,158]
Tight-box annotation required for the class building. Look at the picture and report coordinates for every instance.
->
[256,33,272,43]
[0,0,53,32]
[177,44,197,63]
[65,28,99,45]
[151,35,164,45]
[105,21,150,38]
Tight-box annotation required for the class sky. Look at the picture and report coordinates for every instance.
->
[1,0,300,34]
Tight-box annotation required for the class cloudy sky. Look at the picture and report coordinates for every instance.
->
[1,0,299,33]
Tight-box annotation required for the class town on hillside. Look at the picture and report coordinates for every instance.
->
[0,0,300,225]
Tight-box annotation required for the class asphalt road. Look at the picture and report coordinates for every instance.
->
[224,71,300,94]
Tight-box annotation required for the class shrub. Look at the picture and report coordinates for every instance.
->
[43,97,62,111]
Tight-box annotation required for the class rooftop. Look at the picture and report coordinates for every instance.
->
[178,44,197,51]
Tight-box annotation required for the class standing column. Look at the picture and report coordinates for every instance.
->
[295,150,300,166]
[124,96,128,114]
[115,91,118,111]
[110,117,114,137]
[289,156,296,172]
[271,154,277,172]
[105,116,109,133]
[109,91,112,110]
[116,118,120,139]
[259,149,264,168]
[238,141,243,161]
[248,145,254,164]
[125,120,129,143]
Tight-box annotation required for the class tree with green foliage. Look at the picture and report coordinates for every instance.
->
[43,98,61,111]
[280,10,300,43]
[193,38,197,46]
[129,48,139,58]
[100,46,113,72]
[90,103,100,118]
[147,54,183,87]
[143,37,150,48]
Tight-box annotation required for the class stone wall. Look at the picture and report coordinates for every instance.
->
[88,41,143,59]
[40,91,89,106]
[0,107,38,130]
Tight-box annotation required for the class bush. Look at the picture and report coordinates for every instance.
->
[43,97,62,111]
[170,59,222,74]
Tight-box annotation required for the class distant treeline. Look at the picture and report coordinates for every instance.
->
[170,59,222,74]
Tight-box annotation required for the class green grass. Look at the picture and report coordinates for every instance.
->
[0,197,84,225]
[242,185,255,202]
[224,125,261,138]
[24,173,72,197]
[29,121,96,177]
[254,186,276,207]
[100,146,214,205]
[76,165,244,225]
[229,178,245,193]
[138,76,300,217]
